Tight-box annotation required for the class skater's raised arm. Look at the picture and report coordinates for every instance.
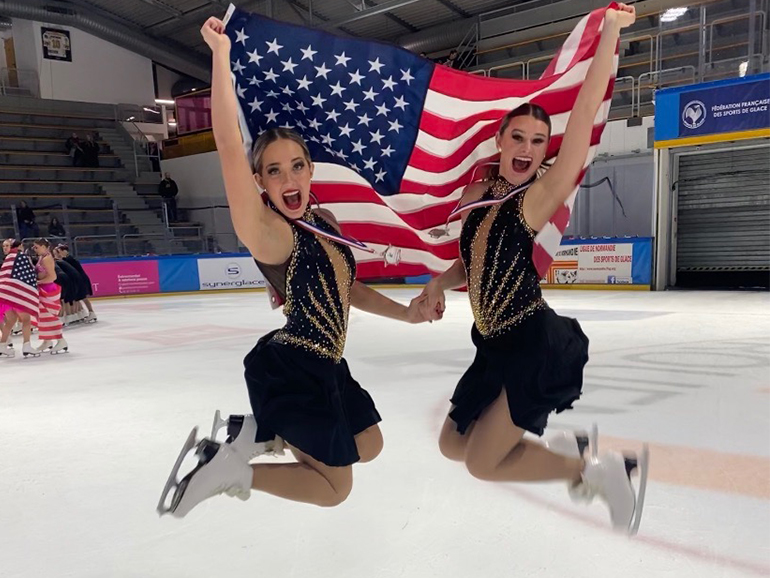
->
[201,18,292,264]
[523,3,636,231]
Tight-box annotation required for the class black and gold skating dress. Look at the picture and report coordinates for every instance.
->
[449,177,589,436]
[246,209,380,466]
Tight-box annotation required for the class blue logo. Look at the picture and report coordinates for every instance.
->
[682,100,707,129]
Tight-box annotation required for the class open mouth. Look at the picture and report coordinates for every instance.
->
[512,156,533,174]
[282,189,302,211]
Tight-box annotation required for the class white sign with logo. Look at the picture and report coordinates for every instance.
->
[577,243,633,284]
[197,257,265,291]
[682,99,707,129]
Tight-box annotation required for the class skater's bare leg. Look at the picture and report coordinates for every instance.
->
[251,447,353,507]
[83,298,94,314]
[354,425,383,463]
[18,313,32,343]
[1,311,17,342]
[464,389,583,483]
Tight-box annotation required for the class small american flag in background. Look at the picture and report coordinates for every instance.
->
[223,2,618,280]
[0,250,38,317]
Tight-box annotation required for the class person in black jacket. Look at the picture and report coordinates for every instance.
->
[48,217,66,239]
[65,132,84,167]
[82,133,100,168]
[158,172,179,223]
[16,201,39,240]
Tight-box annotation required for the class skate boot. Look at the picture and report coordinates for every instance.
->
[85,312,97,324]
[210,410,284,460]
[581,447,649,535]
[0,343,15,358]
[22,342,40,358]
[36,340,53,352]
[49,338,69,355]
[12,322,22,336]
[544,424,598,503]
[156,428,253,518]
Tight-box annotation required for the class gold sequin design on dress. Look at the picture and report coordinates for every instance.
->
[461,180,545,338]
[272,211,354,362]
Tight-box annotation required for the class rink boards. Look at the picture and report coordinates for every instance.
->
[80,237,652,298]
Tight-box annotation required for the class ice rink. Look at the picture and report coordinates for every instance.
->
[1,288,768,578]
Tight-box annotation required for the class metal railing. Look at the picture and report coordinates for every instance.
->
[3,199,205,258]
[489,61,525,79]
[637,65,697,115]
[459,0,768,120]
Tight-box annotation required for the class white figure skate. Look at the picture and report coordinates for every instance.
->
[22,343,40,358]
[84,312,98,324]
[582,446,649,535]
[544,424,598,503]
[0,343,15,358]
[156,427,253,518]
[49,338,69,355]
[36,340,53,352]
[210,410,285,460]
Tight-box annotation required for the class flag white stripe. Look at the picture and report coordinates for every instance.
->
[320,202,462,240]
[414,101,606,159]
[553,12,590,75]
[313,164,465,211]
[422,56,617,121]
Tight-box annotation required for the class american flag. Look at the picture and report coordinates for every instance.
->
[0,249,39,317]
[223,3,618,280]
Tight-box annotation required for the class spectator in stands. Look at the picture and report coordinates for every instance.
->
[17,201,39,240]
[443,49,460,69]
[158,172,179,223]
[65,132,84,167]
[82,133,100,168]
[48,217,66,239]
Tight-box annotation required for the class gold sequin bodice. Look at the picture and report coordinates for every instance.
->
[460,179,546,338]
[258,211,356,362]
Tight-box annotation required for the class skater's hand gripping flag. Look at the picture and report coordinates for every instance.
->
[222,3,619,280]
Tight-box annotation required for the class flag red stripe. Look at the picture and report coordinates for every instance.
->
[419,81,608,140]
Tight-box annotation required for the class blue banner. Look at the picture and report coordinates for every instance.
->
[678,76,770,137]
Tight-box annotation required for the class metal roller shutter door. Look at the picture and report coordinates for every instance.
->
[676,145,770,272]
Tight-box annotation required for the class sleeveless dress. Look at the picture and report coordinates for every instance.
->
[245,209,381,467]
[449,178,589,436]
[63,255,93,297]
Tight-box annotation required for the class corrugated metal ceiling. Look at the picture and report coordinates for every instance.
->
[25,0,534,70]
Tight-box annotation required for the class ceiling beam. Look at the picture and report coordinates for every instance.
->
[319,0,422,30]
[136,0,183,18]
[433,0,470,19]
[338,0,418,32]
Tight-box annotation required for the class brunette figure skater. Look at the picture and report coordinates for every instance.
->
[421,4,648,535]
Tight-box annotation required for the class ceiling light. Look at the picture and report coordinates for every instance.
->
[155,98,175,105]
[660,7,688,23]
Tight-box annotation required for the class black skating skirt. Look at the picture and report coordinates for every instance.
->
[244,330,382,467]
[449,307,589,437]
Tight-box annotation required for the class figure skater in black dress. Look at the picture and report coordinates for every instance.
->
[421,3,648,534]
[158,17,438,518]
